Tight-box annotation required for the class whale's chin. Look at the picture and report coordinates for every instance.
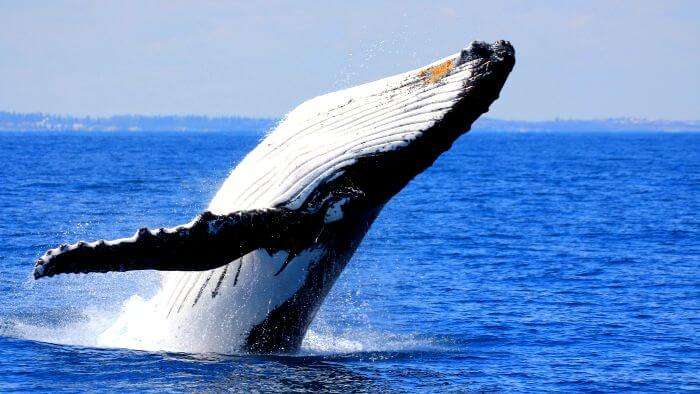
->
[33,40,515,353]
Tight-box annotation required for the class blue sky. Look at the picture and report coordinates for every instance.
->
[1,1,698,120]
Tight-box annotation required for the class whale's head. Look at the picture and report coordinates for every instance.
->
[208,40,515,217]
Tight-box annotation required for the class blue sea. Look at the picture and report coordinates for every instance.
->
[0,131,698,392]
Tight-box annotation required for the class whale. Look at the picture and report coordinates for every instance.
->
[33,40,515,354]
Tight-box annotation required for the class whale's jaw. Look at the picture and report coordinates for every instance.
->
[33,40,515,354]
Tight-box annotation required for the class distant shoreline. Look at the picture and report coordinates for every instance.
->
[1,111,698,133]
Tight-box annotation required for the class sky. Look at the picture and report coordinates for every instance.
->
[1,1,698,120]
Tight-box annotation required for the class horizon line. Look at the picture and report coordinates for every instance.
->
[1,110,699,124]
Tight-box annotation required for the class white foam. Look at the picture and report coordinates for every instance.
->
[5,304,442,357]
[300,328,442,356]
[6,307,116,349]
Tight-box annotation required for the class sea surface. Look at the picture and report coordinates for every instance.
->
[0,131,698,392]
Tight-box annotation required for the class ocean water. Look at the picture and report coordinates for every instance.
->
[0,131,698,392]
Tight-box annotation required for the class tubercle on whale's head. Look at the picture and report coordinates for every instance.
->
[459,40,515,66]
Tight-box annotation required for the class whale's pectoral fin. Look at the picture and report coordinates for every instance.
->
[33,209,323,280]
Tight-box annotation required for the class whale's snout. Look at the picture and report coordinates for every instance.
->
[492,40,515,55]
[458,40,515,70]
[491,40,516,69]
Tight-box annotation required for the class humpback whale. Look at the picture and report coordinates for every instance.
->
[33,40,515,353]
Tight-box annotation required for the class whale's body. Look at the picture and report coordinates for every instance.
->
[34,40,515,353]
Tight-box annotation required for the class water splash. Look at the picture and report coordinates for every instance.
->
[301,328,441,356]
[4,291,438,357]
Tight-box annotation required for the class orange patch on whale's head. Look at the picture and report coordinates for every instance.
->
[418,59,455,84]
